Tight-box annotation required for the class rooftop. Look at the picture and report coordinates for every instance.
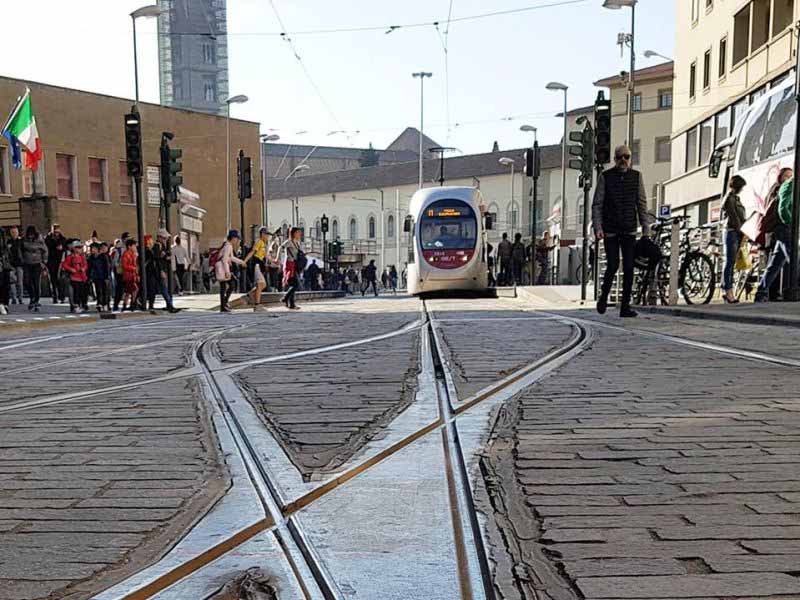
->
[594,61,674,88]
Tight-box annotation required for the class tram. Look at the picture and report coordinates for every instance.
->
[405,186,490,296]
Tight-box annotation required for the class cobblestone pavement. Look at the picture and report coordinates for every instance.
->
[0,377,228,600]
[482,319,800,600]
[234,330,421,477]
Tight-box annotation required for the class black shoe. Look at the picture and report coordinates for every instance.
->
[168,306,181,314]
[620,306,638,318]
[597,295,608,315]
[220,306,231,313]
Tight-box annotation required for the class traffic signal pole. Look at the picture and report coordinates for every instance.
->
[125,107,148,311]
[788,28,800,301]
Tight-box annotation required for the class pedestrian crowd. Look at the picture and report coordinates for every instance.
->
[487,231,557,287]
[0,223,189,315]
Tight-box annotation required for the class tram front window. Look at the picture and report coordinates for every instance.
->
[420,201,477,250]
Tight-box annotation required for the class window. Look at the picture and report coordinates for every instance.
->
[652,184,660,203]
[173,76,183,101]
[699,118,714,165]
[719,37,727,79]
[349,217,357,239]
[655,137,671,163]
[507,202,519,231]
[703,49,711,90]
[738,96,770,169]
[22,164,45,196]
[202,42,216,65]
[715,107,731,145]
[732,97,749,130]
[760,86,796,162]
[733,5,751,64]
[631,93,642,112]
[691,0,700,22]
[368,216,376,239]
[314,219,321,239]
[751,0,771,52]
[119,161,133,204]
[419,200,477,251]
[202,76,216,102]
[0,146,9,195]
[56,153,77,199]
[332,219,339,239]
[88,158,108,203]
[686,127,698,171]
[631,139,641,166]
[658,89,673,109]
[774,0,794,34]
[689,61,697,100]
[706,0,713,8]
[387,215,395,238]
[750,86,767,103]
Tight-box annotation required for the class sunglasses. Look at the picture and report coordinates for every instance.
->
[616,154,631,160]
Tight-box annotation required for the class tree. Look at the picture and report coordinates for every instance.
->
[359,143,380,167]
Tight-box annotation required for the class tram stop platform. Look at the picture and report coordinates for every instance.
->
[638,301,800,329]
[226,290,346,310]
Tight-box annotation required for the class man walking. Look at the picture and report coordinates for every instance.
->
[153,229,180,313]
[592,144,652,318]
[497,233,512,286]
[363,260,379,297]
[44,224,67,304]
[172,236,189,295]
[755,173,795,302]
[511,232,526,285]
[8,226,24,305]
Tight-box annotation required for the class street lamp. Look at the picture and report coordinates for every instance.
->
[412,72,433,189]
[260,133,280,227]
[547,82,568,283]
[520,124,538,142]
[644,49,672,61]
[499,158,516,238]
[285,164,310,227]
[225,94,249,231]
[603,0,637,146]
[130,4,167,311]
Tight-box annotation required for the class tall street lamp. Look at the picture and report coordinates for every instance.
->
[499,158,516,238]
[604,0,637,146]
[547,82,568,283]
[260,133,280,227]
[130,4,166,311]
[412,72,433,189]
[644,49,672,61]
[520,125,538,282]
[225,94,249,231]
[285,164,310,227]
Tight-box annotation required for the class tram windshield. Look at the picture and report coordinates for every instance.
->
[419,200,478,250]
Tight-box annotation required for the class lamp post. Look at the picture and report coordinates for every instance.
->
[604,0,637,146]
[644,49,672,61]
[547,81,568,284]
[260,133,280,228]
[412,72,433,189]
[130,5,166,311]
[499,158,516,238]
[521,125,538,285]
[225,94,249,231]
[285,164,310,227]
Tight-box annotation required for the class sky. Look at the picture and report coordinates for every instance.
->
[3,0,674,155]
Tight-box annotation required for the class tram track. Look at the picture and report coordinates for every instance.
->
[81,302,592,599]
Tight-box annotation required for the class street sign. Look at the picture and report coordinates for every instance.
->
[659,204,672,219]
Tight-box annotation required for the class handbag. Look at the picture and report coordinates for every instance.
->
[735,244,752,271]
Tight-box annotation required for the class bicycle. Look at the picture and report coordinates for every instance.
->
[633,216,716,306]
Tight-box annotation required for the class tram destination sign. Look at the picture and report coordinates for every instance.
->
[428,207,464,218]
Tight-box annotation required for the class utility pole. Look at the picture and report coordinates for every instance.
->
[412,72,433,189]
[788,27,800,300]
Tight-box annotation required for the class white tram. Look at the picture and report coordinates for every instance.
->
[405,186,490,296]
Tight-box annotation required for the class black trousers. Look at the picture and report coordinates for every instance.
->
[282,276,298,307]
[219,279,234,310]
[114,272,124,308]
[48,264,64,301]
[70,281,88,309]
[0,271,9,306]
[601,234,636,308]
[175,265,186,292]
[24,264,42,305]
[94,280,110,308]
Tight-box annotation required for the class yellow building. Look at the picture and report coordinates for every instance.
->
[665,0,796,223]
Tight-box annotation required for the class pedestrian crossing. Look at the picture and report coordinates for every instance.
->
[0,313,93,326]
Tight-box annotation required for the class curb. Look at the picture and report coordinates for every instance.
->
[0,310,161,332]
[637,305,800,329]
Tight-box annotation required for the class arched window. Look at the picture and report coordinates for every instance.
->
[315,219,321,239]
[368,216,376,239]
[281,222,289,239]
[349,217,357,239]
[506,202,519,233]
[387,215,395,239]
[332,219,339,239]
[298,220,306,239]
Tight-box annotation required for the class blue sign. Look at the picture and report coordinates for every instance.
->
[659,204,672,219]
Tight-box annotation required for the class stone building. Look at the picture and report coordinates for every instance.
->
[0,75,262,247]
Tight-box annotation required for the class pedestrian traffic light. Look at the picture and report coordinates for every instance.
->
[237,150,252,201]
[160,134,183,204]
[124,108,143,178]
[568,122,595,190]
[594,91,612,167]
[523,143,541,179]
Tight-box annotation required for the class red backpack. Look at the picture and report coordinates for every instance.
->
[208,247,222,276]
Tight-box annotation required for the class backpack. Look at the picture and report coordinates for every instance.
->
[295,249,308,272]
[208,246,222,280]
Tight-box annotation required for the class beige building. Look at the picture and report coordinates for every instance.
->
[0,75,262,247]
[594,61,675,213]
[665,0,796,223]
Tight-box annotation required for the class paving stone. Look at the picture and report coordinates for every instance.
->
[563,558,687,577]
[576,573,800,599]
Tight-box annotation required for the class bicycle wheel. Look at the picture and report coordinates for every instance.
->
[679,252,715,305]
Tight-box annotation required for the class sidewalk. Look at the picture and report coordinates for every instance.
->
[638,301,800,328]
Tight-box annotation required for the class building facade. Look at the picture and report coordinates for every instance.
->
[0,76,262,247]
[595,61,675,213]
[665,0,796,223]
[157,0,229,116]
[264,146,577,278]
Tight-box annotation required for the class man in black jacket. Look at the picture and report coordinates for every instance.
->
[592,145,652,318]
[44,224,67,303]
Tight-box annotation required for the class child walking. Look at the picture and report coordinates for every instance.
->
[61,241,89,313]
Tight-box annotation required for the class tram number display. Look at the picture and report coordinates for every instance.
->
[427,207,463,218]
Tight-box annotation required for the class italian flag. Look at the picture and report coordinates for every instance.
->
[2,88,42,172]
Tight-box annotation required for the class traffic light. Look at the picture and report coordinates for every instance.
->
[160,134,183,204]
[237,150,252,201]
[321,214,329,234]
[124,108,143,178]
[568,124,595,189]
[594,91,612,167]
[523,142,541,178]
